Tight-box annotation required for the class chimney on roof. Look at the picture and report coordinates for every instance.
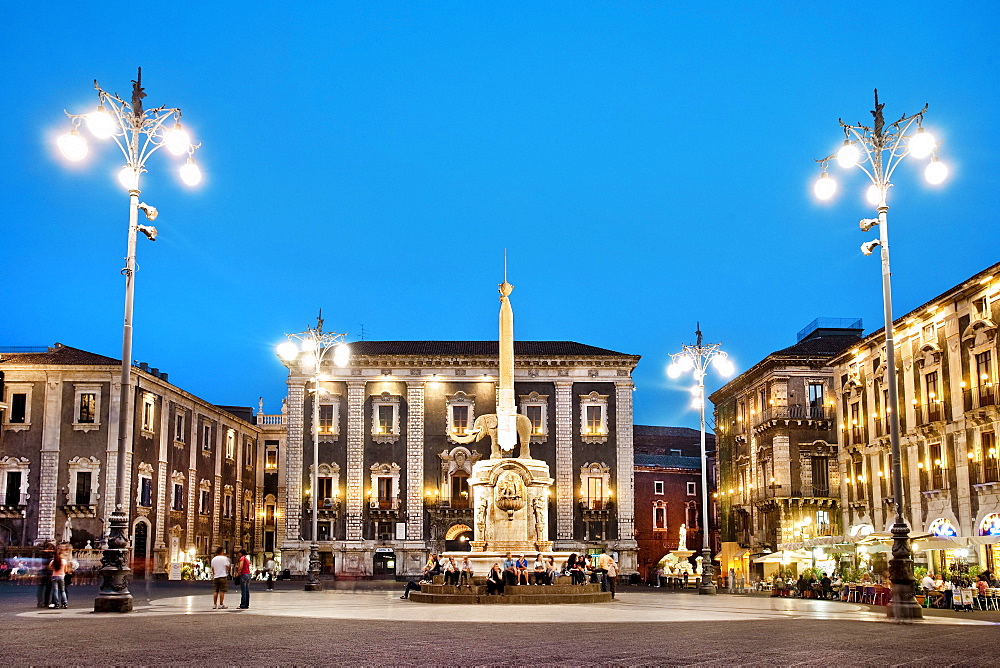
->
[159,372,169,383]
[150,368,159,377]
[138,362,149,372]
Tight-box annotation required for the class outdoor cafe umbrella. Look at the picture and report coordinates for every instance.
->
[752,549,811,564]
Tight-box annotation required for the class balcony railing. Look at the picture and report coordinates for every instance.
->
[256,413,284,425]
[970,459,1000,485]
[753,405,834,428]
[963,385,997,412]
[370,498,400,511]
[580,498,613,511]
[917,402,945,424]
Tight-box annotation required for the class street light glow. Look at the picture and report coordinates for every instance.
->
[86,107,116,139]
[837,141,859,168]
[866,184,882,206]
[277,341,299,360]
[925,158,948,185]
[179,158,202,186]
[908,128,935,158]
[814,172,836,200]
[58,129,88,161]
[165,124,191,156]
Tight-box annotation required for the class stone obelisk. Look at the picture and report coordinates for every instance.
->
[496,279,517,455]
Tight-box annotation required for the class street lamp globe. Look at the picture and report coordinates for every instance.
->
[58,129,88,161]
[908,128,935,159]
[86,107,116,139]
[277,341,299,361]
[334,342,350,367]
[925,158,948,185]
[837,141,859,168]
[179,158,202,186]
[118,166,137,190]
[165,123,191,156]
[814,172,836,200]
[866,184,882,206]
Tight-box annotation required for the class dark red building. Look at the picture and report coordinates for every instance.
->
[633,426,716,583]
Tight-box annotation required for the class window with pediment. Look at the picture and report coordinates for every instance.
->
[73,384,102,431]
[519,392,549,443]
[580,392,609,444]
[371,392,401,443]
[0,457,30,507]
[67,456,101,506]
[446,392,476,443]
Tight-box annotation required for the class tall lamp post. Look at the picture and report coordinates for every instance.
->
[58,68,201,613]
[277,312,349,591]
[813,89,947,621]
[668,325,735,595]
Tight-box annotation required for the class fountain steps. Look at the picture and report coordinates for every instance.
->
[408,582,612,604]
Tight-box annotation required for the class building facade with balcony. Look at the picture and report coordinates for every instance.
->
[828,261,1000,575]
[632,425,714,583]
[0,344,264,577]
[710,319,862,580]
[278,340,640,579]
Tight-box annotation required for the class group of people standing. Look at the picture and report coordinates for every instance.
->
[35,542,77,609]
[209,547,252,610]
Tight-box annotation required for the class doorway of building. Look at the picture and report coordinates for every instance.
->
[373,550,396,578]
[132,521,150,579]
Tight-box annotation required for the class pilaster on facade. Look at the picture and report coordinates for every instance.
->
[283,383,305,546]
[406,381,425,541]
[772,435,791,489]
[212,473,222,546]
[186,468,197,550]
[554,380,574,541]
[346,381,366,541]
[154,460,168,550]
[104,380,122,524]
[37,451,60,542]
[614,380,636,547]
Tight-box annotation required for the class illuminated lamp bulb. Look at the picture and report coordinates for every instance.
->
[86,106,116,139]
[814,171,836,200]
[58,129,88,161]
[666,363,681,379]
[277,341,299,360]
[837,141,860,168]
[118,166,137,190]
[925,158,947,185]
[334,342,350,367]
[165,123,191,156]
[179,158,202,186]
[908,128,935,159]
[866,184,883,206]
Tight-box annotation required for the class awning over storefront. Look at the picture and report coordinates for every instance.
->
[752,549,811,564]
[969,535,1000,546]
[912,536,966,551]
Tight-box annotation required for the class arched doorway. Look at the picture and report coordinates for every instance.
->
[132,520,150,579]
[444,523,473,552]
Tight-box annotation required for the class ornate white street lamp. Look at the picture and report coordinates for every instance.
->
[813,89,947,621]
[277,311,349,591]
[667,325,735,595]
[58,68,201,613]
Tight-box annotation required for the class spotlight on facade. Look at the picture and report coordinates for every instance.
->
[137,202,158,221]
[137,224,158,241]
[859,218,878,232]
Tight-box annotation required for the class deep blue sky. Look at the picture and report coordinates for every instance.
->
[3,2,998,428]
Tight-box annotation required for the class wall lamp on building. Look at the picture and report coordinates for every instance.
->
[812,89,949,621]
[277,311,349,592]
[58,68,202,615]
[666,324,735,596]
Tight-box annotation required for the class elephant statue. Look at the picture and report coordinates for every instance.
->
[450,413,534,459]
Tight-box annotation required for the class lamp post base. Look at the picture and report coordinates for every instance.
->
[699,547,717,595]
[886,522,922,621]
[94,508,134,613]
[304,542,323,592]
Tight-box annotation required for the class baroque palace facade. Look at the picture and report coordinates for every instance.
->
[713,261,1000,578]
[0,344,275,577]
[277,340,640,578]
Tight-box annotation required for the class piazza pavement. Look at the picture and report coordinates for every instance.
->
[1,580,997,666]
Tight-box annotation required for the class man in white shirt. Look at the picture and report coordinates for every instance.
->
[211,546,231,609]
[920,573,935,591]
[596,550,620,599]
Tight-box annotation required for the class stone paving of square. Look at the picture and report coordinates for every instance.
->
[2,581,997,666]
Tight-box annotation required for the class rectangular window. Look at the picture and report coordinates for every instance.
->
[686,481,697,496]
[377,476,393,503]
[200,489,211,515]
[930,442,944,489]
[451,405,469,435]
[10,393,27,424]
[585,405,603,434]
[172,483,184,511]
[318,476,333,500]
[244,440,254,466]
[586,476,603,508]
[141,395,155,431]
[224,494,233,518]
[525,404,543,435]
[983,432,999,483]
[653,481,664,495]
[139,477,152,507]
[244,497,253,518]
[851,455,864,485]
[175,413,186,442]
[202,424,212,451]
[925,371,939,402]
[318,405,335,434]
[974,297,989,318]
[812,457,829,496]
[653,506,667,530]
[5,471,22,506]
[225,430,235,459]
[266,449,278,470]
[78,393,97,423]
[808,383,824,416]
[265,505,275,524]
[75,472,92,505]
[923,323,936,342]
[376,404,394,435]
